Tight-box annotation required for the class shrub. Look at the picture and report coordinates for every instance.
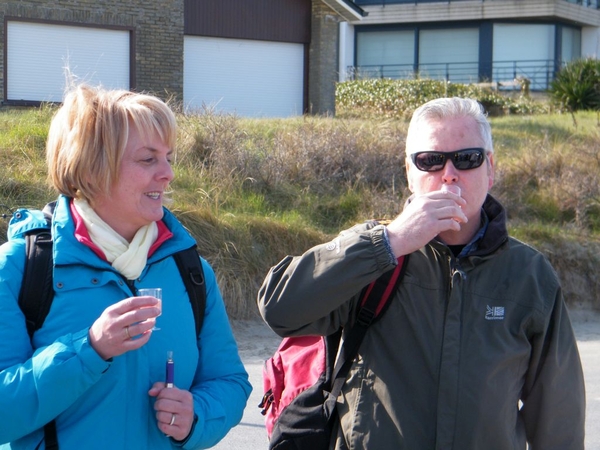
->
[549,58,600,112]
[335,79,548,119]
[176,113,408,231]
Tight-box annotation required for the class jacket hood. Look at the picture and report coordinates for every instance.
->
[473,194,509,256]
[7,208,49,241]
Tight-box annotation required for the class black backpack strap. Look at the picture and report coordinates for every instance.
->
[16,202,59,449]
[18,201,56,339]
[173,245,206,337]
[330,255,408,400]
[43,422,59,450]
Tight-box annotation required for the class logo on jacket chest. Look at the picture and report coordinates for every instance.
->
[485,305,505,320]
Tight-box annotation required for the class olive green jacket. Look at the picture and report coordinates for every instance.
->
[258,195,585,450]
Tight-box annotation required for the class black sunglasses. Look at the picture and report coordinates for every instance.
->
[410,148,486,172]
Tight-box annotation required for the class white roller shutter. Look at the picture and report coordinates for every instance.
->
[184,36,304,118]
[357,30,414,67]
[493,24,554,63]
[419,28,479,84]
[7,21,130,103]
[493,24,555,89]
[356,29,415,78]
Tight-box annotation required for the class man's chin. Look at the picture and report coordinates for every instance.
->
[438,228,469,246]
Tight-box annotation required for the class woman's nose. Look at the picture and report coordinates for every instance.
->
[158,159,174,182]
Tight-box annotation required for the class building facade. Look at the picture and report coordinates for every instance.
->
[0,0,364,117]
[339,0,600,91]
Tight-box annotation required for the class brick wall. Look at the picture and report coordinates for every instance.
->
[0,0,184,102]
[309,1,340,115]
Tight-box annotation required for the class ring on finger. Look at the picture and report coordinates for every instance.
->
[125,325,131,339]
[169,413,176,426]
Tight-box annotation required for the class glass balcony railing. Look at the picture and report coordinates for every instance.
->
[350,62,480,85]
[491,60,556,91]
[349,59,558,90]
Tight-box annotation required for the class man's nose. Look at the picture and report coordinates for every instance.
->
[441,161,459,183]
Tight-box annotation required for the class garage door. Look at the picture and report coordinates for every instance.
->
[184,36,304,117]
[6,21,130,103]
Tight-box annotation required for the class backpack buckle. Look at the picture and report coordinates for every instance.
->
[259,389,274,415]
[356,308,376,327]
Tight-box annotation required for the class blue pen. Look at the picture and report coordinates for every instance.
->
[166,351,174,388]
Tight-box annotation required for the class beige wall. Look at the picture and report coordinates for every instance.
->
[358,0,600,26]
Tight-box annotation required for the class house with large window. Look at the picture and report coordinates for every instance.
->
[338,0,600,91]
[0,0,365,117]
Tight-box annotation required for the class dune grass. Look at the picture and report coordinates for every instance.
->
[0,105,598,318]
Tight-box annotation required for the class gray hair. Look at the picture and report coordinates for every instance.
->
[405,97,493,156]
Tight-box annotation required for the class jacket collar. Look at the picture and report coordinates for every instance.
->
[425,193,508,258]
[469,194,509,257]
[52,195,196,267]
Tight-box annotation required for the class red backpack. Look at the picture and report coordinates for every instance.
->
[259,256,407,450]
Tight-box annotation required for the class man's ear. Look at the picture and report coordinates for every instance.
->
[405,158,414,192]
[487,153,495,189]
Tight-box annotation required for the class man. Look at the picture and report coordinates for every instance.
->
[257,97,585,449]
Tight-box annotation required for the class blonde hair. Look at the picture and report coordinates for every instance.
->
[46,84,177,204]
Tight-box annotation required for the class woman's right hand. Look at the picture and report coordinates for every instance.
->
[88,296,160,360]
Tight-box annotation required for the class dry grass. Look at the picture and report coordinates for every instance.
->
[0,106,599,318]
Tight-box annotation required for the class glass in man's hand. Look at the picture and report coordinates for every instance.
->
[441,184,461,196]
[441,184,462,222]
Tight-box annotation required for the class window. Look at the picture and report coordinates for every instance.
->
[562,26,582,64]
[493,24,555,89]
[418,28,479,83]
[356,30,415,78]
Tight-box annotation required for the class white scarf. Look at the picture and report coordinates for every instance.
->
[73,198,158,280]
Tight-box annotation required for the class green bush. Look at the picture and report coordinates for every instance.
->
[549,58,600,112]
[335,78,548,119]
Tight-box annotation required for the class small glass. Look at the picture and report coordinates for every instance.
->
[441,184,461,196]
[138,288,162,331]
[441,184,462,222]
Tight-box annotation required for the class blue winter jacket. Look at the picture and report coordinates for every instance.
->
[0,195,251,449]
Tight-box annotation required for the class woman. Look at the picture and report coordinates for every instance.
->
[0,85,251,449]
